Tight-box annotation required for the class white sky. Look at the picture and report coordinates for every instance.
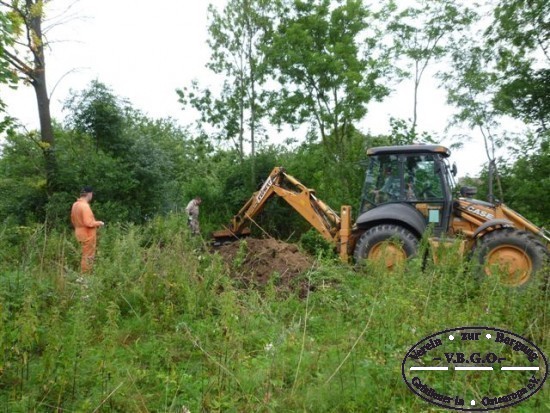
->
[0,0,500,177]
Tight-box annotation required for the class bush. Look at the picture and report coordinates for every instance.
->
[1,216,547,411]
[299,228,337,258]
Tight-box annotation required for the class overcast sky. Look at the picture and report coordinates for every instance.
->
[0,0,498,177]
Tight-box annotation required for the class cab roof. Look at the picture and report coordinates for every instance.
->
[366,144,451,158]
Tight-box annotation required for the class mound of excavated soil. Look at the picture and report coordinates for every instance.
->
[215,238,314,293]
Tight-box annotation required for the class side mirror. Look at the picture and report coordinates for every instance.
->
[451,163,458,177]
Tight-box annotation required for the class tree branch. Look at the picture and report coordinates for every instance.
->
[44,15,89,36]
[3,49,34,78]
[524,0,550,63]
[43,0,86,33]
[0,0,20,12]
[49,67,87,100]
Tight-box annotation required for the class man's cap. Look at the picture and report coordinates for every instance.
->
[81,186,94,194]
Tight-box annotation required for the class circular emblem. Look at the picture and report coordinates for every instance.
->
[402,326,548,411]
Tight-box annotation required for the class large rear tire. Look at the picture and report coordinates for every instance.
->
[475,228,548,287]
[354,224,419,270]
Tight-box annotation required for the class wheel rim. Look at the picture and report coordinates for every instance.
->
[485,244,532,286]
[368,241,407,270]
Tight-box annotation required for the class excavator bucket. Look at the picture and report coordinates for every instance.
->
[211,166,344,251]
[212,227,251,246]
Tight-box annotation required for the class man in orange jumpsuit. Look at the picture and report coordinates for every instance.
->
[71,186,104,272]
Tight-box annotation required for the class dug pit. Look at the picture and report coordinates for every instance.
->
[215,237,315,294]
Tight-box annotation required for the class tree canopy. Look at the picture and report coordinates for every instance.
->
[1,0,549,230]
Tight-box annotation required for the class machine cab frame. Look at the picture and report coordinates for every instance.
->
[360,145,454,236]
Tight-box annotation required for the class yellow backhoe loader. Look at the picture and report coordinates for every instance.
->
[213,145,549,286]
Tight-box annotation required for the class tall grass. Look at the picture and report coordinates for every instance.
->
[0,216,548,412]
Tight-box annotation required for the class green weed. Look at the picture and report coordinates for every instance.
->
[0,215,547,411]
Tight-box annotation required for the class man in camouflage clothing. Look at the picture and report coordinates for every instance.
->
[185,196,202,235]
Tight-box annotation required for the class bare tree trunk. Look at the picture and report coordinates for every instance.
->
[28,0,56,193]
[249,82,256,189]
[34,75,57,193]
[412,60,419,134]
[248,14,256,189]
[238,69,245,163]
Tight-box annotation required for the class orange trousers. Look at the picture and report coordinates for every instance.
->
[75,229,97,273]
[80,238,96,272]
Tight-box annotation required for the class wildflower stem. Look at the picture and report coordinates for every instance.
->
[325,299,378,385]
[291,272,311,395]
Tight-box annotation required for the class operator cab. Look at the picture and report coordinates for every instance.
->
[360,145,454,235]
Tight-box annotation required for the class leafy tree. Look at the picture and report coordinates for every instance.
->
[0,129,48,224]
[0,122,138,226]
[1,80,207,226]
[178,0,274,188]
[487,0,549,135]
[278,127,370,212]
[48,127,134,224]
[388,0,475,132]
[385,117,438,146]
[267,0,389,160]
[122,114,188,221]
[265,0,390,199]
[64,80,129,156]
[488,0,549,69]
[0,11,18,132]
[499,139,550,226]
[493,69,550,133]
[441,0,549,206]
[0,0,57,192]
[439,34,507,201]
[178,81,241,154]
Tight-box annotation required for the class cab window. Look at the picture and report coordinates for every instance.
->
[361,155,401,211]
[405,155,444,201]
[360,153,444,212]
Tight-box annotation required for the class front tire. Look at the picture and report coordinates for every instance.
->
[354,224,419,270]
[475,229,548,286]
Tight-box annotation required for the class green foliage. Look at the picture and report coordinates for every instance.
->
[387,117,438,145]
[499,139,550,227]
[0,130,48,224]
[440,0,549,161]
[0,215,547,411]
[0,11,16,82]
[0,11,18,132]
[486,0,550,138]
[277,128,370,210]
[493,68,550,134]
[299,228,335,258]
[388,0,476,131]
[0,82,214,226]
[488,0,549,71]
[267,0,390,145]
[1,0,57,194]
[178,0,275,187]
[64,80,129,156]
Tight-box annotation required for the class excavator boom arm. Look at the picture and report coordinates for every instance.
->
[229,167,286,234]
[213,167,343,245]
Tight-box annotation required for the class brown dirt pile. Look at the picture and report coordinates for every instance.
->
[215,238,314,292]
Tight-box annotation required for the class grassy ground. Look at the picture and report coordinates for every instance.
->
[0,215,548,412]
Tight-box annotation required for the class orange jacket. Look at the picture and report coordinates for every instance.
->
[71,198,102,242]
